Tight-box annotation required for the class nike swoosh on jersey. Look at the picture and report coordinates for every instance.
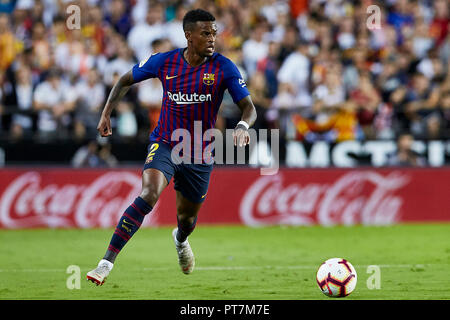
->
[165,75,178,80]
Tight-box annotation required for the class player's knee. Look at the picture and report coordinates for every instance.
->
[139,187,161,208]
[177,211,197,224]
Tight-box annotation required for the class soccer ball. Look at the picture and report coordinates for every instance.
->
[316,258,357,297]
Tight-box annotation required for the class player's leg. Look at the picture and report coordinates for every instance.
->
[171,163,213,274]
[87,168,168,285]
[87,141,174,285]
[175,190,202,242]
[172,191,202,274]
[103,168,168,263]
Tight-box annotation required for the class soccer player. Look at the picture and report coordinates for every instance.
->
[87,9,257,285]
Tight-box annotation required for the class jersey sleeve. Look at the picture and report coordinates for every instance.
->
[132,52,166,83]
[222,59,250,104]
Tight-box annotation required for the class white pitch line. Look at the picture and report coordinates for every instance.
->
[0,264,445,273]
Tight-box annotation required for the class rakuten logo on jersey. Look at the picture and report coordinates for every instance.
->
[167,91,212,105]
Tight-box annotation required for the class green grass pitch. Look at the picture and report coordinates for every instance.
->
[0,224,449,300]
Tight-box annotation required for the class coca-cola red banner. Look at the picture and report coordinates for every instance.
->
[0,167,449,229]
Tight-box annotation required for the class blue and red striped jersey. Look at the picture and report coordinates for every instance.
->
[132,48,249,162]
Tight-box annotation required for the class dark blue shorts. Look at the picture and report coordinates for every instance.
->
[143,141,213,203]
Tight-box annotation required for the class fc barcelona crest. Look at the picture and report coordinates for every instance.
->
[203,73,215,85]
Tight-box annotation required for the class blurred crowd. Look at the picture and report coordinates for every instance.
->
[0,0,449,147]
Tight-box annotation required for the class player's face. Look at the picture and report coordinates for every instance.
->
[188,21,217,57]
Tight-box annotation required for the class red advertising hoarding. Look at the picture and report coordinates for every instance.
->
[0,167,448,229]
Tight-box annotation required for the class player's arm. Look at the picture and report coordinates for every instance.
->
[221,57,257,147]
[233,96,257,147]
[97,70,135,137]
[97,52,165,137]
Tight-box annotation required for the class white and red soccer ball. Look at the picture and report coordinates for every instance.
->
[316,258,357,297]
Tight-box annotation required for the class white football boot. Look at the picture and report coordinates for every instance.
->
[172,228,195,274]
[86,259,113,286]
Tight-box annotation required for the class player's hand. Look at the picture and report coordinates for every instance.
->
[97,114,112,137]
[233,127,250,147]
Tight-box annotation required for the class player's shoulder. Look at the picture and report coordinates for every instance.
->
[211,53,242,77]
[150,48,180,62]
[211,52,237,68]
[211,53,243,78]
[139,49,180,66]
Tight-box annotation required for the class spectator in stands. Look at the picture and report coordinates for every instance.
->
[296,10,317,44]
[83,6,107,56]
[416,52,446,82]
[0,13,16,73]
[98,142,118,167]
[373,102,395,140]
[33,68,77,140]
[342,48,369,93]
[0,0,15,13]
[438,90,450,139]
[127,1,165,62]
[165,4,188,48]
[429,0,449,47]
[268,10,290,44]
[216,7,242,51]
[10,65,34,140]
[259,0,290,29]
[242,22,269,77]
[387,0,415,45]
[131,0,148,25]
[412,18,435,59]
[277,24,298,62]
[349,72,381,139]
[214,46,249,131]
[10,5,32,49]
[256,41,280,99]
[312,68,346,123]
[315,19,333,52]
[105,0,132,38]
[54,29,95,77]
[376,56,404,102]
[424,113,442,140]
[30,0,45,25]
[103,36,135,88]
[336,16,356,50]
[31,21,51,73]
[310,48,330,88]
[404,72,440,138]
[137,39,170,134]
[116,101,137,139]
[248,70,271,131]
[71,140,117,168]
[442,62,450,93]
[0,82,3,133]
[276,41,311,109]
[73,68,105,140]
[72,140,100,168]
[387,133,427,166]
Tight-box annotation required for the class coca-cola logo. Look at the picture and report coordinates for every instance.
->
[240,171,409,226]
[0,171,143,228]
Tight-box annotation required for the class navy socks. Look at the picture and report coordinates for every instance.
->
[104,197,152,263]
[176,216,198,243]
